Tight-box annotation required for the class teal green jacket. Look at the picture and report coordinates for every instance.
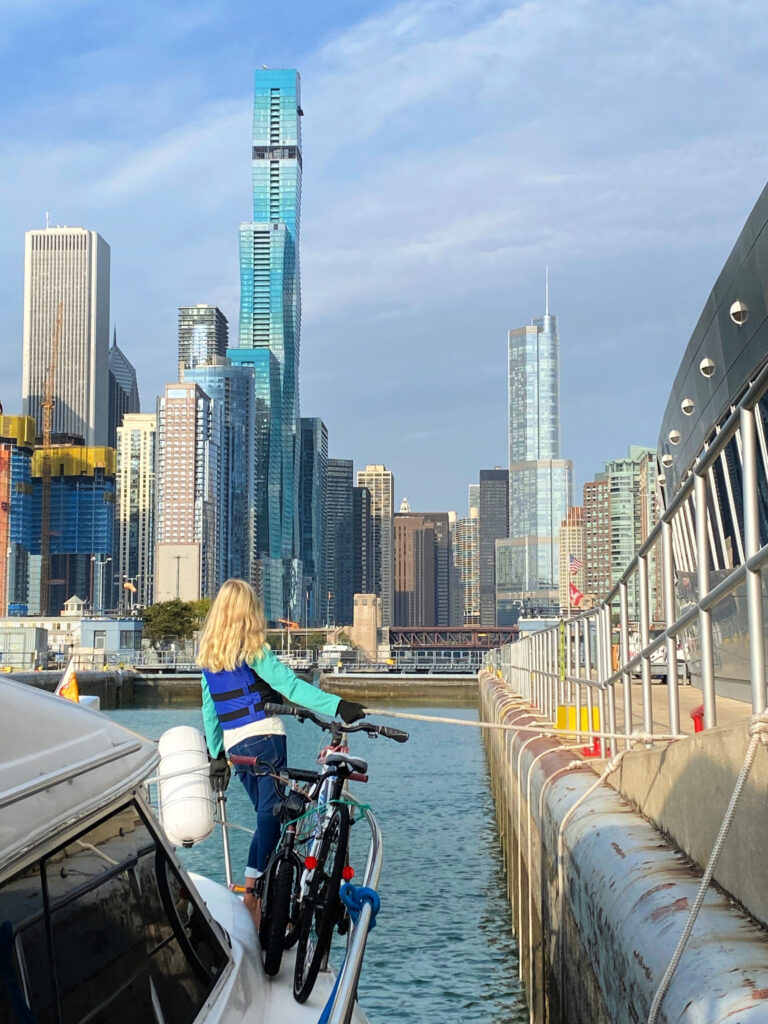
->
[201,647,342,757]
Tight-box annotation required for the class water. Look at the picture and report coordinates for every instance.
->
[106,704,528,1023]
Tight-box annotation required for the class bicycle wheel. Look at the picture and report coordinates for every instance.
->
[260,855,298,976]
[293,804,350,1003]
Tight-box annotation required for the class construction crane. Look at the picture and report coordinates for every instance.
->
[39,301,63,615]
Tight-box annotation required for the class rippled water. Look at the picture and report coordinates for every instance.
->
[107,704,528,1023]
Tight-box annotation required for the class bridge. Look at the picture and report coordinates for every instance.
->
[388,626,518,650]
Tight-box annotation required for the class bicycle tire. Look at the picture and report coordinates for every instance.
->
[293,804,350,1003]
[261,855,297,976]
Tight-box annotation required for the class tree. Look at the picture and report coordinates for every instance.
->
[189,598,211,627]
[336,630,358,649]
[142,600,196,645]
[304,631,327,652]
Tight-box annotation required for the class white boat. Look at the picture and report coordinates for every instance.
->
[0,677,374,1023]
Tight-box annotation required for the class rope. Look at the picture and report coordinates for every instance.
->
[646,710,768,1023]
[362,706,683,744]
[316,885,380,1024]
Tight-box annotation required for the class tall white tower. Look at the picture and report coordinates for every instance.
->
[22,226,110,445]
[356,465,395,627]
[116,413,156,609]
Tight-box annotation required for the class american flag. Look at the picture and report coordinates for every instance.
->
[569,554,583,575]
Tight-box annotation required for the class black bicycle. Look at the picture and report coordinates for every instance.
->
[237,705,408,1001]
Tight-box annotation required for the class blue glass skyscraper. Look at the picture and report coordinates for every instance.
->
[505,278,574,616]
[235,68,303,622]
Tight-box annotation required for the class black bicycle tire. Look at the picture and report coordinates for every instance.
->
[262,855,296,976]
[293,804,350,1003]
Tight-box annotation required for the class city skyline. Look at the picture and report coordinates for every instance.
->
[2,3,767,511]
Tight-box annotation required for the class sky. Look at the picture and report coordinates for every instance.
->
[2,0,768,512]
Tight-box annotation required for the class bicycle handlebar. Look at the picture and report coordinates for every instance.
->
[229,754,321,785]
[263,702,409,743]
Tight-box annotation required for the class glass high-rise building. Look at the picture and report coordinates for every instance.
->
[507,288,574,615]
[326,460,355,627]
[178,305,229,372]
[478,468,509,625]
[235,69,303,623]
[108,330,140,448]
[298,418,327,626]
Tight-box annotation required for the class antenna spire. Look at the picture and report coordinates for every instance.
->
[545,265,549,316]
[45,211,50,230]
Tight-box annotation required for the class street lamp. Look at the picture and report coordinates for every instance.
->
[91,556,112,616]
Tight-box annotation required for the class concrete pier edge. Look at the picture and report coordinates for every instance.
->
[478,668,768,1023]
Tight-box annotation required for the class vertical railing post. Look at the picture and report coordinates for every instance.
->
[695,471,717,728]
[584,616,595,745]
[575,618,583,743]
[740,405,767,714]
[638,555,653,737]
[620,581,632,746]
[566,620,573,704]
[604,605,617,753]
[662,519,681,735]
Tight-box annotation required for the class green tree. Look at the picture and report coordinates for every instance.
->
[189,598,211,627]
[142,600,196,644]
[304,631,327,652]
[336,630,358,649]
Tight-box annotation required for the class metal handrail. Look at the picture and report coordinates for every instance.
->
[328,796,382,1024]
[487,362,768,747]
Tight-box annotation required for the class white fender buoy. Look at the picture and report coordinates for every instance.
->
[157,726,215,847]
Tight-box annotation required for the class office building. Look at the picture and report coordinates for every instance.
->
[507,288,574,615]
[178,305,229,373]
[108,330,140,448]
[116,413,156,610]
[184,361,256,586]
[356,465,394,627]
[605,446,657,620]
[454,506,480,625]
[22,227,110,446]
[235,69,303,622]
[353,485,374,598]
[558,506,586,614]
[394,510,457,626]
[326,459,355,627]
[155,382,221,600]
[479,469,509,624]
[0,416,36,615]
[298,418,327,626]
[583,474,611,602]
[28,446,116,615]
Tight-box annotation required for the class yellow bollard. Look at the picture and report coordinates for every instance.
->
[555,704,600,733]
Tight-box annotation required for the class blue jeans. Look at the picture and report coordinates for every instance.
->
[228,732,288,877]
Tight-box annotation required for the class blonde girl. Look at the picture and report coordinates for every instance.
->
[197,579,363,923]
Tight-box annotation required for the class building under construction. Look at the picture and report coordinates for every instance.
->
[0,416,36,616]
[27,443,116,615]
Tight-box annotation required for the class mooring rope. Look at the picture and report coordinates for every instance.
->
[646,710,768,1023]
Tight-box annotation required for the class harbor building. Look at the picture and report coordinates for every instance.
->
[356,465,394,628]
[298,418,327,626]
[478,468,509,624]
[325,459,355,628]
[22,226,110,446]
[178,305,229,374]
[184,361,256,587]
[115,413,156,610]
[507,288,574,617]
[0,416,36,616]
[155,381,220,601]
[107,330,140,448]
[28,445,116,616]
[235,69,303,623]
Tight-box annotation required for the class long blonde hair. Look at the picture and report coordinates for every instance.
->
[196,579,267,672]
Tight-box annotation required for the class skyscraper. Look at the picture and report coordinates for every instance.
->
[116,413,156,609]
[184,361,255,587]
[558,506,585,614]
[22,227,110,445]
[235,69,303,623]
[353,485,374,598]
[298,418,328,625]
[108,330,140,448]
[178,305,229,373]
[155,382,220,600]
[454,507,480,625]
[326,459,355,627]
[507,282,574,615]
[478,468,509,624]
[0,416,36,615]
[356,465,395,627]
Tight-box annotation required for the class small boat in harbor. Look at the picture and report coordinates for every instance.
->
[0,677,372,1023]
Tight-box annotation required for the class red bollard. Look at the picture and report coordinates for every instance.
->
[690,704,704,733]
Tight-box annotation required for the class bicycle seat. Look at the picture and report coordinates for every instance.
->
[322,751,368,774]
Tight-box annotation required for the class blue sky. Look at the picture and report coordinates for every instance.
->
[2,0,768,512]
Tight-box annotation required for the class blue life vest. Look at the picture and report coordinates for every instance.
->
[203,662,283,730]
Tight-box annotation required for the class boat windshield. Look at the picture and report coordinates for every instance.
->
[0,799,230,1024]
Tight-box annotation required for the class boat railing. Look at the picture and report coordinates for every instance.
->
[326,795,382,1024]
[486,357,768,750]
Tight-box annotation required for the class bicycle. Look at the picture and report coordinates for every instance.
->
[233,705,408,1001]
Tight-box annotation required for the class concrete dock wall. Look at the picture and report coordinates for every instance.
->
[479,669,768,1023]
